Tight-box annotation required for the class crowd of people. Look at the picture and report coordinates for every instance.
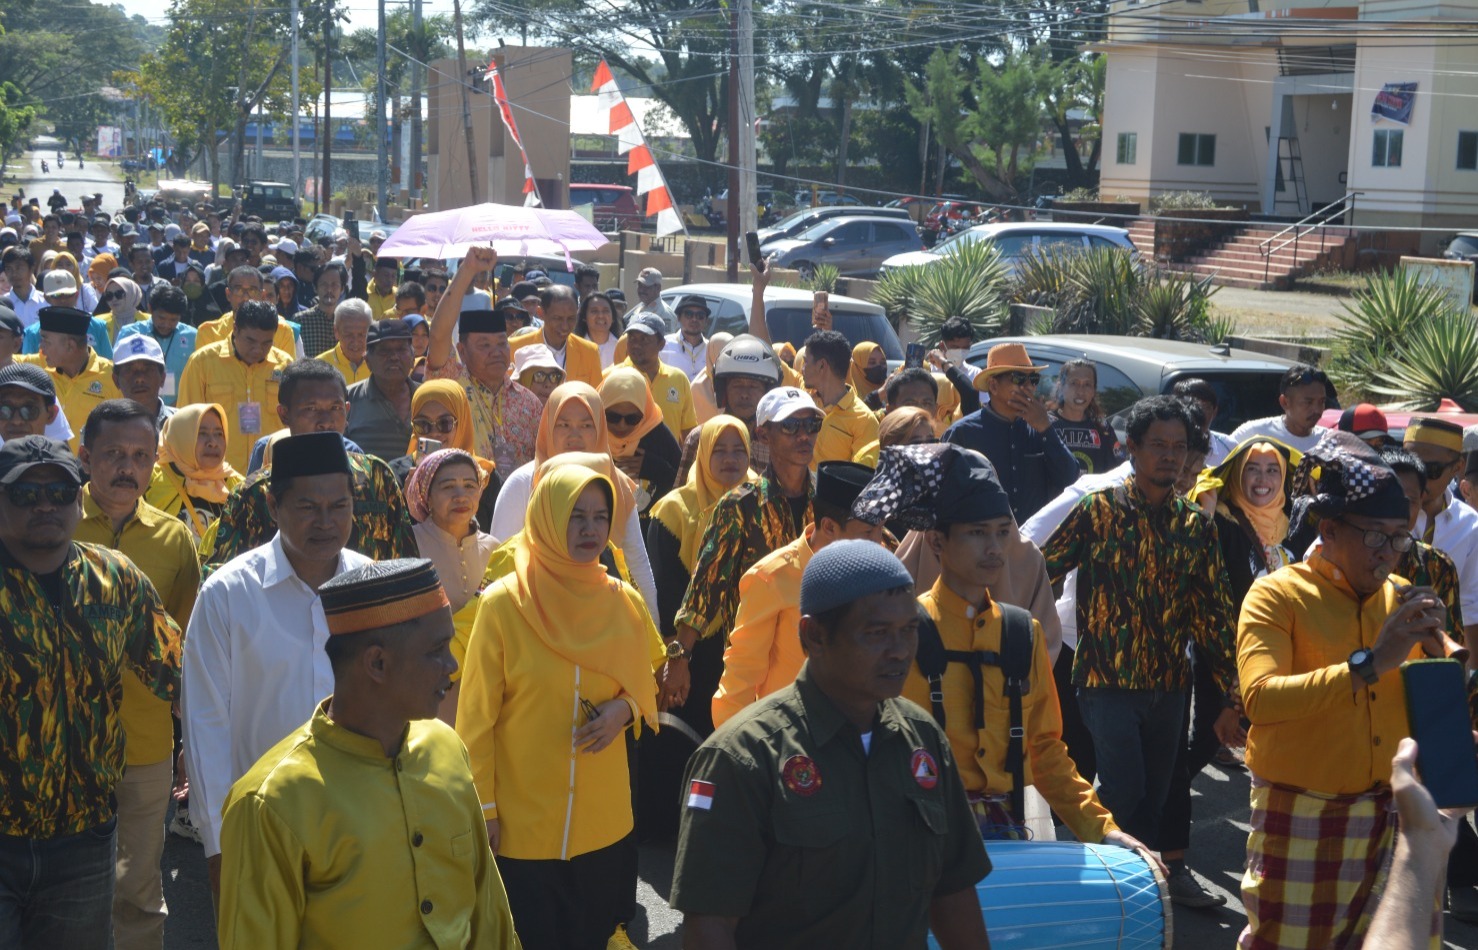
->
[1,188,1477,950]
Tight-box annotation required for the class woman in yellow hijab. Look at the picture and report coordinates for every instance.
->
[456,463,663,949]
[147,404,245,545]
[690,332,732,425]
[645,414,753,637]
[1193,439,1297,585]
[598,366,681,521]
[395,378,500,531]
[847,340,887,402]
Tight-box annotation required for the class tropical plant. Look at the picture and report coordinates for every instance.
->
[1135,269,1219,340]
[896,239,1012,345]
[1366,308,1478,411]
[1326,268,1454,399]
[872,264,926,332]
[805,263,839,295]
[1149,191,1223,213]
[1012,245,1222,340]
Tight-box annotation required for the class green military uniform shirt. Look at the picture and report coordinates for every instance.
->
[671,665,990,949]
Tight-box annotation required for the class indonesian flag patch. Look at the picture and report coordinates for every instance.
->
[687,779,716,811]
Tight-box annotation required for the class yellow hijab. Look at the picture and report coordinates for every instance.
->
[932,371,959,436]
[507,463,658,728]
[650,414,753,571]
[847,341,884,398]
[405,378,496,477]
[535,382,609,469]
[598,366,664,459]
[1219,442,1290,548]
[158,404,238,503]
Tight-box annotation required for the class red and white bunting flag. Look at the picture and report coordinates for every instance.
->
[487,59,541,208]
[590,59,685,237]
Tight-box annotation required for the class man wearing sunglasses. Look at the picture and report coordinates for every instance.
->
[344,318,419,463]
[943,342,1077,522]
[506,284,602,389]
[0,434,182,950]
[0,361,73,446]
[661,294,710,381]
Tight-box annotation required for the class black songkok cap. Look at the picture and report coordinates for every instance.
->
[37,306,92,337]
[319,558,450,635]
[269,431,352,490]
[816,461,873,513]
[457,309,507,339]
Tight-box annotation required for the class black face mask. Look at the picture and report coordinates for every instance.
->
[863,365,887,385]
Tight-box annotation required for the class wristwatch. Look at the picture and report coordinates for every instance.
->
[664,640,691,661]
[1348,648,1379,686]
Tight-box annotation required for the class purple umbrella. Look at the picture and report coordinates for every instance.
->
[376,202,610,268]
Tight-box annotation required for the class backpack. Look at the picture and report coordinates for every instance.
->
[915,602,1034,821]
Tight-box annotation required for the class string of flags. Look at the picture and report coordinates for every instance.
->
[485,58,542,208]
[590,59,686,237]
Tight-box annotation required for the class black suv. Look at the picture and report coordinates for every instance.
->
[240,181,299,221]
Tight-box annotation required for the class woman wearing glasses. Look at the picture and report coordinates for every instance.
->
[98,275,146,344]
[389,378,500,532]
[598,367,681,525]
[489,381,660,617]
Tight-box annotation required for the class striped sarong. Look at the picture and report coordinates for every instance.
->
[1237,778,1439,949]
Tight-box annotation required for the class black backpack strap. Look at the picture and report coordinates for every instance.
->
[913,608,949,728]
[997,603,1035,822]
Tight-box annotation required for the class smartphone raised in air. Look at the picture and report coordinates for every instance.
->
[1401,658,1478,808]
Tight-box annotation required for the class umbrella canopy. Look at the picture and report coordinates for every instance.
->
[376,202,610,267]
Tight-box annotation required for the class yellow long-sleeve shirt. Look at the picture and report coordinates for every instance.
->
[712,528,815,728]
[176,340,293,473]
[455,577,664,861]
[508,329,604,390]
[903,578,1116,844]
[316,343,371,386]
[19,350,120,451]
[1239,553,1434,795]
[813,386,879,468]
[218,702,518,950]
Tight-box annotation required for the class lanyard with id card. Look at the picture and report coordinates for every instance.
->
[239,394,262,435]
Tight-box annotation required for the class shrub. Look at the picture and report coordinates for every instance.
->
[1326,268,1454,400]
[805,263,839,295]
[895,239,1012,345]
[1367,308,1478,411]
[1149,191,1223,213]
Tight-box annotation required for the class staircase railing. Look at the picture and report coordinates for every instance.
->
[1261,191,1362,284]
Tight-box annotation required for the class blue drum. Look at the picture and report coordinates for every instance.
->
[929,840,1171,949]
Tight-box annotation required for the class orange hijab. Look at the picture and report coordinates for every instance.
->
[405,378,495,477]
[534,382,610,470]
[847,341,885,398]
[505,463,659,728]
[598,366,664,459]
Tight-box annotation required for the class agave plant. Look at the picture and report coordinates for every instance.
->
[1366,308,1478,411]
[1135,269,1220,341]
[1327,268,1453,398]
[1059,245,1143,335]
[805,263,840,295]
[900,239,1012,345]
[872,264,926,332]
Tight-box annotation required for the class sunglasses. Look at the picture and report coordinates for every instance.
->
[1004,372,1041,387]
[412,415,458,436]
[425,283,448,293]
[678,309,707,320]
[104,289,125,302]
[528,370,565,386]
[1424,458,1458,481]
[0,404,43,422]
[5,481,79,508]
[775,416,824,436]
[606,409,644,427]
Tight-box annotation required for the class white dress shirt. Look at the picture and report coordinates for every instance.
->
[1414,488,1478,623]
[489,460,660,618]
[661,332,707,380]
[594,335,618,369]
[2,286,47,328]
[1020,461,1133,650]
[180,534,373,856]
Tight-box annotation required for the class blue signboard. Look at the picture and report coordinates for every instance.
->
[1372,82,1417,125]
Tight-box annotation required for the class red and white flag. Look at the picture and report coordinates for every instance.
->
[486,59,542,208]
[686,779,715,811]
[590,59,685,237]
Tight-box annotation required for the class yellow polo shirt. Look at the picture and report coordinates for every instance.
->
[814,385,879,468]
[315,344,371,386]
[19,350,121,451]
[611,358,696,439]
[176,340,293,472]
[195,311,297,357]
[75,489,199,766]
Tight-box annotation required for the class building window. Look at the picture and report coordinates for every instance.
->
[1459,131,1478,171]
[1116,132,1138,165]
[1177,133,1215,167]
[1373,128,1403,167]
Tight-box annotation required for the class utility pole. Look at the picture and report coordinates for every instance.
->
[376,0,389,220]
[409,0,423,207]
[322,0,333,211]
[291,0,301,203]
[737,0,757,253]
[725,4,739,280]
[453,0,480,204]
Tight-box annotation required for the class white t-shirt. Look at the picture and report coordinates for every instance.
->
[1229,415,1325,453]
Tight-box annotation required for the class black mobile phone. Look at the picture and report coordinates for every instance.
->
[1401,658,1478,808]
[347,217,360,241]
[905,342,926,369]
[745,230,764,271]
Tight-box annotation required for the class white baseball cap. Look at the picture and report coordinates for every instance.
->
[113,333,166,367]
[42,270,78,298]
[513,343,562,378]
[756,386,821,427]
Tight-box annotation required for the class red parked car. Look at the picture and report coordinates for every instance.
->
[569,183,644,232]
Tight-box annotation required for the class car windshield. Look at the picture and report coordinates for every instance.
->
[931,229,988,254]
[792,218,845,241]
[768,209,819,233]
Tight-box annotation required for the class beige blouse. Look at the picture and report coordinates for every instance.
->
[412,520,498,613]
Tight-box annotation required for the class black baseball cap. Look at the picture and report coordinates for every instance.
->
[0,436,82,486]
[0,363,57,403]
[367,318,413,347]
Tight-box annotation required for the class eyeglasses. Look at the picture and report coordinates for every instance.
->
[678,309,707,320]
[529,370,565,385]
[1005,372,1041,387]
[775,416,824,436]
[1338,518,1415,553]
[606,410,644,427]
[1423,458,1458,481]
[4,481,79,508]
[412,415,458,436]
[104,289,125,302]
[425,283,448,293]
[0,404,43,422]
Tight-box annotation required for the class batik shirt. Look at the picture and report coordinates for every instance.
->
[426,359,541,474]
[1396,540,1466,643]
[204,451,417,569]
[675,474,813,639]
[1042,475,1239,696]
[0,542,182,838]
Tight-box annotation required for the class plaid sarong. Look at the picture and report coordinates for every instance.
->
[1237,778,1439,950]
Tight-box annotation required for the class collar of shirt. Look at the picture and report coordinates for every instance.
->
[80,484,165,534]
[793,666,907,749]
[309,698,408,762]
[261,533,351,592]
[758,469,815,507]
[929,575,993,621]
[1305,550,1365,602]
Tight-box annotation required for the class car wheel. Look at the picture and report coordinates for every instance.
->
[794,260,816,281]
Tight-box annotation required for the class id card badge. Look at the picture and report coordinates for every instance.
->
[162,372,177,398]
[238,401,262,435]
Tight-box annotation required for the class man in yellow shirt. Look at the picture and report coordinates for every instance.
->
[315,298,372,386]
[507,284,603,389]
[366,256,399,318]
[21,305,120,449]
[614,312,695,441]
[801,328,879,467]
[1238,431,1455,949]
[217,558,519,949]
[713,461,880,727]
[75,399,198,950]
[194,266,300,357]
[176,300,293,472]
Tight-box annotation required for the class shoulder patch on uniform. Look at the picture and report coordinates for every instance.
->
[911,749,939,790]
[687,779,716,810]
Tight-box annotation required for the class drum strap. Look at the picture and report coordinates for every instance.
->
[915,604,1034,821]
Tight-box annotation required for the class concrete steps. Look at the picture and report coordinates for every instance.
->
[1130,218,1357,290]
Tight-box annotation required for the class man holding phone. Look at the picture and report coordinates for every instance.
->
[1237,432,1460,949]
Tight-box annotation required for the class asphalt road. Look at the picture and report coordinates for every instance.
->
[156,754,1478,949]
[5,136,130,212]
